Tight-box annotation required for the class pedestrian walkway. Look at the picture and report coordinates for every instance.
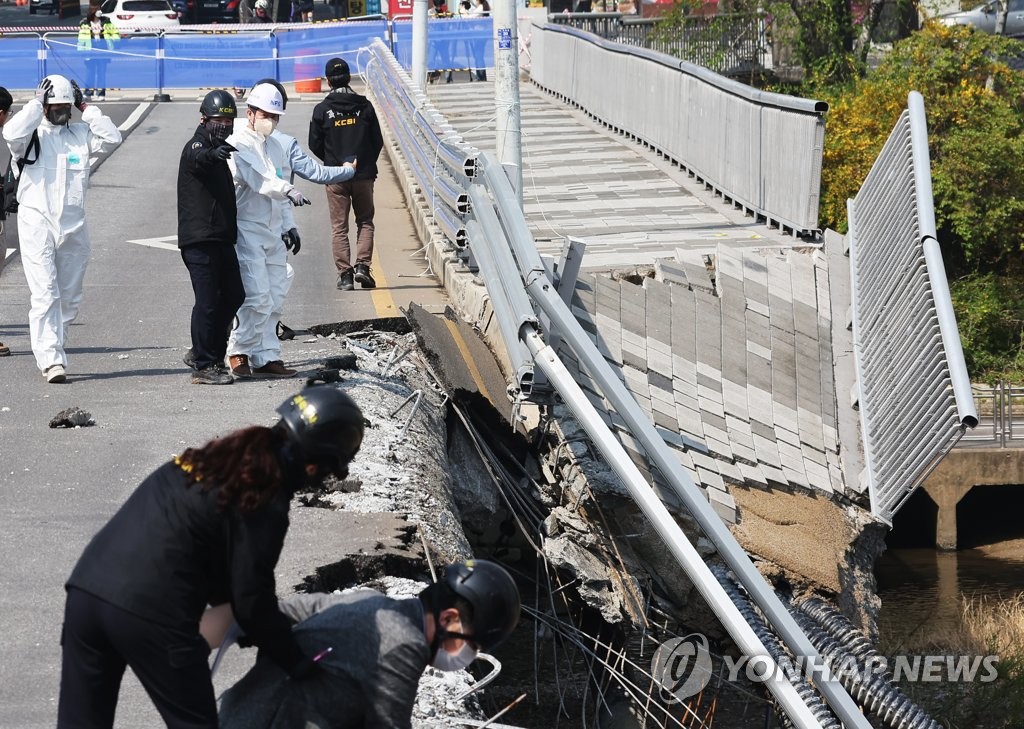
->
[426,81,801,269]
[417,80,861,520]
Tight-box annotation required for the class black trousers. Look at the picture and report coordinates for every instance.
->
[57,588,217,729]
[180,242,245,370]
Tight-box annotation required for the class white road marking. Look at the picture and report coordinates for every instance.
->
[127,235,178,251]
[118,102,151,132]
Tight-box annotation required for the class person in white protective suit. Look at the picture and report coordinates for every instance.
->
[2,75,121,384]
[224,83,312,380]
[251,78,356,342]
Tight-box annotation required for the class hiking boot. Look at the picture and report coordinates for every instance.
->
[252,360,297,378]
[354,264,376,289]
[183,348,197,370]
[337,270,354,291]
[44,364,67,384]
[192,365,233,385]
[228,354,253,379]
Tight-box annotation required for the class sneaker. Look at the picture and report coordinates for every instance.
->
[252,360,297,378]
[192,365,233,385]
[228,354,253,379]
[354,264,376,289]
[183,348,197,370]
[337,270,354,291]
[44,364,66,384]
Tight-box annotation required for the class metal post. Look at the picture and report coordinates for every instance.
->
[493,0,523,201]
[154,32,171,102]
[411,0,429,88]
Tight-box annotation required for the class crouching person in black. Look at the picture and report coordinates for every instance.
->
[177,89,245,385]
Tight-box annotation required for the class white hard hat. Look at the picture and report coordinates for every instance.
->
[42,75,75,105]
[247,83,285,115]
[255,0,269,9]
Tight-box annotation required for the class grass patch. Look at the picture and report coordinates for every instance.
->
[881,594,1024,728]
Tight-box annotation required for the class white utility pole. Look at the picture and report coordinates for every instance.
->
[493,0,523,204]
[411,0,429,89]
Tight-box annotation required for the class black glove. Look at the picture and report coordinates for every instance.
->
[203,144,233,162]
[35,78,53,105]
[70,80,85,111]
[282,227,301,255]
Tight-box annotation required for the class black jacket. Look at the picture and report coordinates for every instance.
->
[66,459,307,676]
[309,87,384,181]
[176,125,238,248]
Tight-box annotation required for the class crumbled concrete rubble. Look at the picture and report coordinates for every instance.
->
[49,407,95,428]
[536,403,886,640]
[307,331,473,565]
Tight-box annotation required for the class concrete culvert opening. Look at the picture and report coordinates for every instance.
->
[957,483,1024,549]
[886,488,938,549]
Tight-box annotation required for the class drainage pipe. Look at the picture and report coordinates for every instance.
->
[797,599,942,729]
[523,330,828,729]
[710,566,841,729]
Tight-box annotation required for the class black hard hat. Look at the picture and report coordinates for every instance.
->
[275,386,364,477]
[254,78,288,110]
[444,560,521,652]
[200,89,237,119]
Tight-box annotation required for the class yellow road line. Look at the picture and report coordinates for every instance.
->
[369,247,398,318]
[442,317,496,406]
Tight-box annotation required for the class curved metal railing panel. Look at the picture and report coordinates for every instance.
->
[848,91,978,525]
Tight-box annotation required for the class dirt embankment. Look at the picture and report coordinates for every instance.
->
[731,484,888,637]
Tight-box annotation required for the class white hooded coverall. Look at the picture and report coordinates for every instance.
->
[225,124,296,369]
[2,99,121,373]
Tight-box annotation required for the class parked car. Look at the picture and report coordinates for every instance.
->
[28,0,55,14]
[98,0,181,31]
[936,0,1024,37]
[180,0,242,23]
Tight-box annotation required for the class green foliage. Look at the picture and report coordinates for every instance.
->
[950,274,1024,383]
[818,23,1024,269]
[814,23,1024,379]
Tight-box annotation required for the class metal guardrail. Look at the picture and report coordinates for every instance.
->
[847,91,978,525]
[551,11,771,74]
[528,20,825,236]
[961,382,1024,448]
[363,36,874,729]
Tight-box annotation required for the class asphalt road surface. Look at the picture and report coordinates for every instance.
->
[0,96,446,726]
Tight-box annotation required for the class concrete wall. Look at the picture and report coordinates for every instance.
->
[921,448,1024,549]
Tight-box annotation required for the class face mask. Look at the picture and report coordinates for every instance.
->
[206,121,232,144]
[253,117,276,138]
[431,642,478,672]
[47,107,71,126]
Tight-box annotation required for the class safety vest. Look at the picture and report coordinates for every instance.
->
[77,18,120,50]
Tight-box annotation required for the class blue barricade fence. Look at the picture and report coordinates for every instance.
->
[0,18,493,91]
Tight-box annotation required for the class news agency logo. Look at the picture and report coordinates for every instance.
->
[650,631,1000,699]
[650,633,714,702]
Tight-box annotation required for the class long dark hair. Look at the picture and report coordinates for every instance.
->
[177,426,286,513]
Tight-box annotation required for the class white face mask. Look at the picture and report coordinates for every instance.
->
[253,117,276,138]
[431,642,478,672]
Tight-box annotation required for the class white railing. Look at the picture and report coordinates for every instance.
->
[847,91,978,525]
